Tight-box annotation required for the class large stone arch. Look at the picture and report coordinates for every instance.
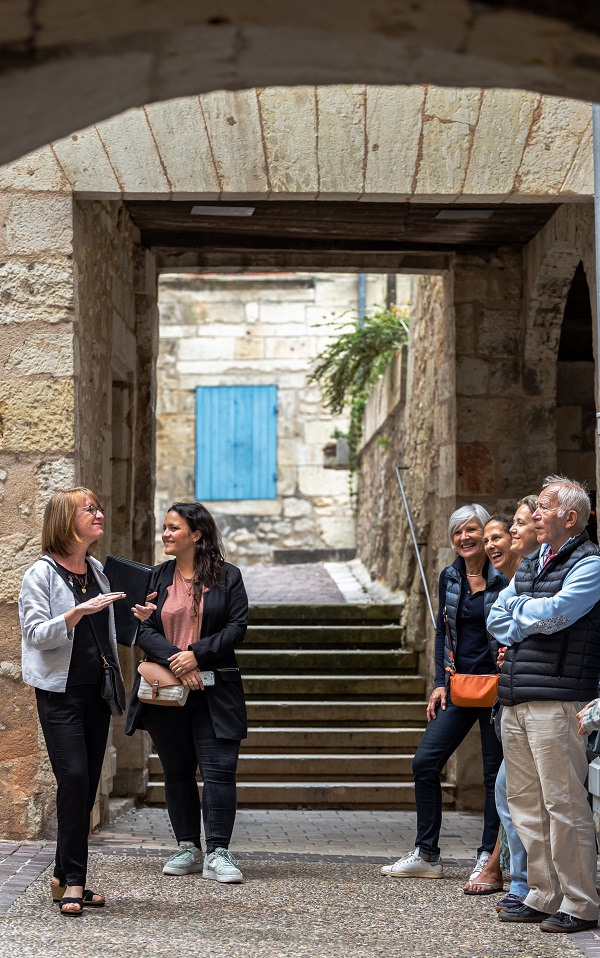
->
[1,87,592,205]
[2,2,600,166]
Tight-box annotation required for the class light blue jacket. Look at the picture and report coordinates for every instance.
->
[19,555,120,692]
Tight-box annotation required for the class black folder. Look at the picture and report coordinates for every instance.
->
[103,555,153,647]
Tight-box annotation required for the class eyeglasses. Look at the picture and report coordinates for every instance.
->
[80,504,104,517]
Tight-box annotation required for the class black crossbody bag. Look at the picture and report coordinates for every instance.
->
[40,557,126,717]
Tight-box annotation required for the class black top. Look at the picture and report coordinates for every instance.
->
[55,561,111,687]
[434,566,496,686]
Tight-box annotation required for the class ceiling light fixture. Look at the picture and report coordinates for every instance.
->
[434,209,494,220]
[190,206,255,217]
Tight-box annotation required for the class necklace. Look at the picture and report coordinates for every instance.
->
[67,569,88,593]
[177,567,194,597]
[466,571,484,577]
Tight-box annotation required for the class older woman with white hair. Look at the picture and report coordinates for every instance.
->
[381,503,504,883]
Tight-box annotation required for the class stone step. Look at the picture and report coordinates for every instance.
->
[243,674,425,699]
[245,624,405,648]
[242,726,425,751]
[145,780,454,810]
[246,701,428,727]
[149,751,415,780]
[237,753,414,780]
[248,604,402,626]
[238,648,415,673]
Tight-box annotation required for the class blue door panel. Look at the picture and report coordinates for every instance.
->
[196,385,277,500]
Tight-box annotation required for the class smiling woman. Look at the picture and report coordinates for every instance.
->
[484,515,521,581]
[126,501,249,885]
[381,502,504,887]
[18,487,156,917]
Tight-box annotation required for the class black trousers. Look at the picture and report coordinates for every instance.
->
[412,698,503,859]
[36,685,110,887]
[142,693,240,853]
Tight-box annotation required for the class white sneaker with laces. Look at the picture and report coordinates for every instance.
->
[469,850,491,882]
[203,847,244,884]
[380,848,444,879]
[162,841,203,876]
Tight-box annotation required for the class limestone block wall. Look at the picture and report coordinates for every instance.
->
[73,199,159,809]
[357,271,456,656]
[0,190,77,838]
[0,192,158,839]
[156,272,402,565]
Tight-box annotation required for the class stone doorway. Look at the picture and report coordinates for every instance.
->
[556,262,597,534]
[0,83,598,838]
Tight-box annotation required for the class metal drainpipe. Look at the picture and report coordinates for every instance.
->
[357,273,367,327]
[588,104,600,812]
[594,105,600,449]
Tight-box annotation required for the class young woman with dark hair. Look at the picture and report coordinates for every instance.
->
[126,501,249,883]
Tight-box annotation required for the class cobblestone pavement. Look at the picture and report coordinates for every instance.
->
[1,809,597,958]
[240,562,348,604]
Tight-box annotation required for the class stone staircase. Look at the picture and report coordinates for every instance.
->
[146,603,455,809]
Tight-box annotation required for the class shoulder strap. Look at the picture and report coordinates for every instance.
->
[39,556,81,605]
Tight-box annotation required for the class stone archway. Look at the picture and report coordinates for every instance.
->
[556,263,597,514]
[524,204,598,491]
[1,84,598,837]
[2,2,600,166]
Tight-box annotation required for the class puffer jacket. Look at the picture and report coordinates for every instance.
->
[498,532,600,706]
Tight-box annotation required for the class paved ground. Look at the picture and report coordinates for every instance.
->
[1,808,597,958]
[241,562,348,603]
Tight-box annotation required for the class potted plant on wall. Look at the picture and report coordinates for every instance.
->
[309,304,409,485]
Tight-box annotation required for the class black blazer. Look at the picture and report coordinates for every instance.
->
[125,560,248,740]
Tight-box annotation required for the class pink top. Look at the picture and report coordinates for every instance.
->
[161,568,206,651]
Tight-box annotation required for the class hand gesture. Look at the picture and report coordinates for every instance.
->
[426,686,447,722]
[78,591,127,615]
[132,592,158,622]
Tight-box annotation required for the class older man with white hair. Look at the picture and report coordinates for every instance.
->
[488,475,600,934]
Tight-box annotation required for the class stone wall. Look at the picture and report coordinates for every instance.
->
[0,190,77,838]
[357,270,456,664]
[0,193,158,839]
[73,200,159,815]
[155,272,401,565]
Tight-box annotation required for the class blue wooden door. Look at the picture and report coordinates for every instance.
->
[195,385,278,500]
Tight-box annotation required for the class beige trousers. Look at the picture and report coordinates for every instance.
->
[502,700,599,920]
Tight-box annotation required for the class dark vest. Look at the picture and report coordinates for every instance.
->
[442,557,506,680]
[498,532,600,706]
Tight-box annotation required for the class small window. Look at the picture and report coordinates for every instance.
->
[195,385,278,500]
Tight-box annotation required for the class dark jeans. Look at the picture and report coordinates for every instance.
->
[35,685,111,887]
[412,698,503,859]
[142,693,240,853]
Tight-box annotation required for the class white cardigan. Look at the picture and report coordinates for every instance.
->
[19,554,120,692]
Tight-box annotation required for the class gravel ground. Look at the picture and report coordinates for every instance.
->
[0,853,581,958]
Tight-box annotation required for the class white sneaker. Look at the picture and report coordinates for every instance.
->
[380,849,444,879]
[162,841,203,876]
[203,847,244,884]
[469,850,491,882]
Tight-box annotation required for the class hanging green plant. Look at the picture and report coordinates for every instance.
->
[308,305,409,475]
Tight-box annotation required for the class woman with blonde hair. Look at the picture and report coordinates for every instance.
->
[19,487,154,916]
